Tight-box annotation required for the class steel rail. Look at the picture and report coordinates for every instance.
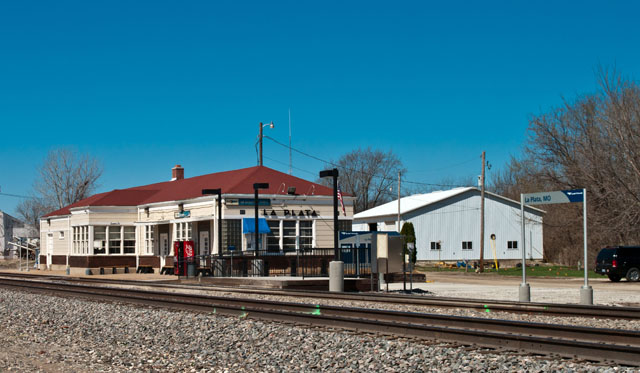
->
[2,272,639,320]
[0,277,639,366]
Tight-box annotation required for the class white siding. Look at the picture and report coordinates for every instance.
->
[354,190,544,262]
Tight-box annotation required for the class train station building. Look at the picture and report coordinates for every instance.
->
[40,165,354,274]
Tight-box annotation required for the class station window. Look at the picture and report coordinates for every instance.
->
[263,220,314,252]
[91,225,136,255]
[222,219,241,251]
[175,222,192,241]
[72,226,89,255]
[94,226,106,254]
[144,226,155,255]
[109,227,122,254]
[507,241,518,249]
[299,221,313,250]
[282,221,297,252]
[430,242,441,250]
[462,241,472,250]
[337,220,352,233]
[123,226,136,254]
[266,220,281,252]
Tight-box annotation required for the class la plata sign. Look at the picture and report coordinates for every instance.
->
[523,189,584,205]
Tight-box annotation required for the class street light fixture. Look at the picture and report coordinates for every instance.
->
[202,188,222,257]
[258,121,275,166]
[253,183,269,252]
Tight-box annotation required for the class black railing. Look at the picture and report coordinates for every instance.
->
[173,247,372,278]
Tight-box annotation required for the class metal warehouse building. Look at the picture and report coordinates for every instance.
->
[352,187,544,262]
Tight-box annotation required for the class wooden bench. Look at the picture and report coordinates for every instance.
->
[160,266,174,275]
[136,265,154,274]
[196,267,213,277]
[99,266,130,275]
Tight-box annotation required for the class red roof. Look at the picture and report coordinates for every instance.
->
[44,166,335,218]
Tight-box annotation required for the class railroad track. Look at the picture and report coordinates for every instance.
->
[2,272,638,320]
[0,276,639,366]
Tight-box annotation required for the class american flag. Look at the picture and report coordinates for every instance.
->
[337,184,346,216]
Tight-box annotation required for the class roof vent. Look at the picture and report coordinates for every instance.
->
[172,165,184,181]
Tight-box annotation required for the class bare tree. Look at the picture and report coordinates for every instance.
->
[35,148,102,209]
[492,69,640,264]
[17,148,102,232]
[322,147,405,213]
[16,197,53,234]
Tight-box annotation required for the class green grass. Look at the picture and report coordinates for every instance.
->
[416,264,603,278]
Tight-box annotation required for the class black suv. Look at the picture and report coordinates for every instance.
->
[595,246,640,282]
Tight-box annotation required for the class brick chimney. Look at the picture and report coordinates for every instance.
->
[171,165,184,181]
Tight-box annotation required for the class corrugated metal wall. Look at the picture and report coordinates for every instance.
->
[354,190,544,262]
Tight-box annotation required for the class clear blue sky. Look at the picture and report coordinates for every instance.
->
[1,1,639,216]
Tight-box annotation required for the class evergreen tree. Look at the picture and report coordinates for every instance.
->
[400,222,416,264]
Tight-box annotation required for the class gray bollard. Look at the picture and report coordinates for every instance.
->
[518,283,530,302]
[580,285,593,305]
[329,261,344,292]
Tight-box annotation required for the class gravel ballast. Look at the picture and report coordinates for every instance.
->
[93,283,640,331]
[0,288,634,372]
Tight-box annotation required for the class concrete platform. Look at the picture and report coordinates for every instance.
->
[0,269,176,282]
[0,269,375,291]
[192,276,375,291]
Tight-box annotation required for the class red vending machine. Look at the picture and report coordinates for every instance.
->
[174,241,195,276]
[184,240,195,277]
[173,241,184,275]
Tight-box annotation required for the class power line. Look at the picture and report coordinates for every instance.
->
[405,156,479,175]
[0,192,31,199]
[263,156,318,178]
[262,136,471,188]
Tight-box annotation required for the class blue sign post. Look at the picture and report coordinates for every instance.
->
[521,189,591,304]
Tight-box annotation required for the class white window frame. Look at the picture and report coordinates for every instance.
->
[507,240,518,250]
[430,241,441,250]
[299,221,313,250]
[462,241,472,250]
[91,225,137,255]
[144,226,155,255]
[263,219,315,252]
[72,226,90,255]
[282,220,297,252]
[94,226,107,254]
[174,222,192,241]
[123,226,136,254]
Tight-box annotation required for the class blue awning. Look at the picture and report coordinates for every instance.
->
[242,218,271,234]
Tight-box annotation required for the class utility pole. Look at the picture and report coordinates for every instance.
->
[288,109,292,175]
[397,171,401,232]
[259,122,263,166]
[258,121,274,167]
[479,151,486,272]
[398,171,406,292]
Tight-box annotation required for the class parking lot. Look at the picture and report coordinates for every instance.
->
[388,271,640,306]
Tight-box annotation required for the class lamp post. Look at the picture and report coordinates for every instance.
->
[253,183,269,252]
[319,169,340,260]
[202,189,222,257]
[258,121,274,166]
[320,168,343,292]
